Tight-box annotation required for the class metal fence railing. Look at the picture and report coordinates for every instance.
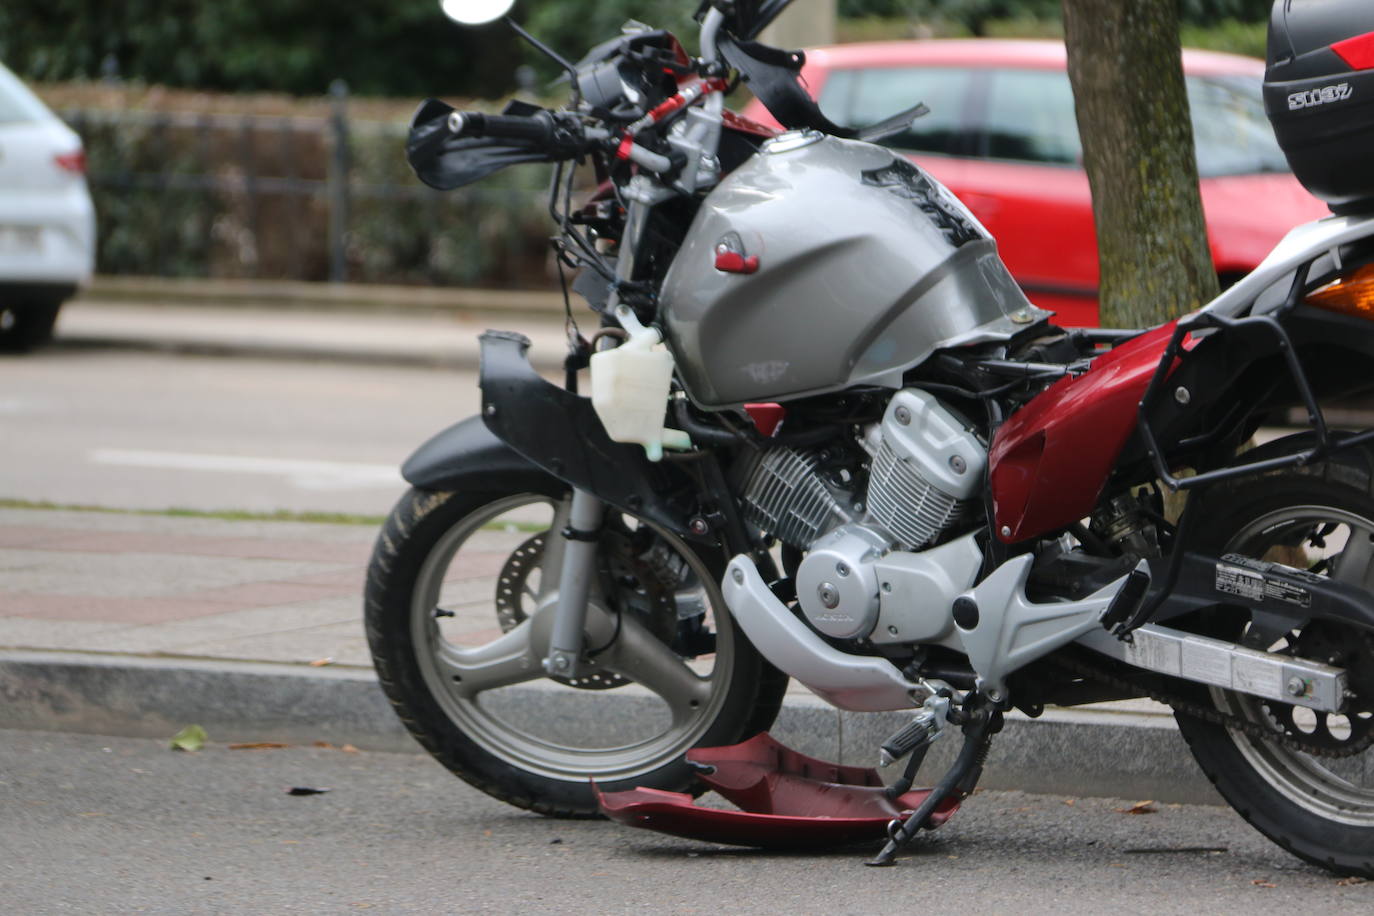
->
[62,85,552,288]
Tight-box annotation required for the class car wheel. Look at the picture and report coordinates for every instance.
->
[0,298,62,353]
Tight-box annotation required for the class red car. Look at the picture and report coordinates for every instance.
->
[741,40,1328,327]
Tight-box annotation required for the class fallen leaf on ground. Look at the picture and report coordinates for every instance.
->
[1337,877,1367,887]
[169,725,207,752]
[340,744,359,754]
[309,658,334,667]
[286,786,331,796]
[1252,879,1277,888]
[313,741,335,749]
[1115,800,1157,815]
[1063,799,1075,806]
[228,742,289,751]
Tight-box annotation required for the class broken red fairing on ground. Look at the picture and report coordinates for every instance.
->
[594,733,959,849]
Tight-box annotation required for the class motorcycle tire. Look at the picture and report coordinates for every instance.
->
[365,480,787,818]
[1173,438,1374,876]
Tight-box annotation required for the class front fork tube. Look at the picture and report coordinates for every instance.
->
[543,488,607,677]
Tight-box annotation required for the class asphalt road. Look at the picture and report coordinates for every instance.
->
[2,729,1371,915]
[1,348,484,516]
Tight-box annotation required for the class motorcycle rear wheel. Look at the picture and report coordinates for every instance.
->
[1174,446,1374,876]
[365,481,786,817]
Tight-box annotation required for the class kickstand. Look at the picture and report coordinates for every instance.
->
[866,703,1002,867]
[882,743,930,802]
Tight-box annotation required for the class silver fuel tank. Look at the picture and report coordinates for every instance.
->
[659,132,1047,408]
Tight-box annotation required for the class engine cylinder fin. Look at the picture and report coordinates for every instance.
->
[741,447,851,548]
[866,437,966,550]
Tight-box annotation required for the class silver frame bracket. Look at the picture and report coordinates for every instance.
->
[1078,624,1347,713]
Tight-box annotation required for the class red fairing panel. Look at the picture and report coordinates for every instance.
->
[595,733,959,849]
[989,323,1177,543]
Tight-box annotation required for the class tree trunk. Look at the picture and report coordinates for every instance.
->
[1062,0,1219,329]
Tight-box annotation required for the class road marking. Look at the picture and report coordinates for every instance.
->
[90,448,403,491]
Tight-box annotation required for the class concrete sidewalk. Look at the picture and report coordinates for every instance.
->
[54,299,570,370]
[0,506,1217,805]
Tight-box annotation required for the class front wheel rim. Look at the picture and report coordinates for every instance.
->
[408,493,738,783]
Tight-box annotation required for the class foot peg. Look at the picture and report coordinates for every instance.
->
[879,693,950,767]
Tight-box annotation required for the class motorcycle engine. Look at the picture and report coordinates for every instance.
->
[741,389,986,640]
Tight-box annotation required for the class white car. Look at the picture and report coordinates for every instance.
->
[0,62,95,351]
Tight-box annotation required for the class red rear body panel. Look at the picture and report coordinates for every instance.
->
[988,324,1177,543]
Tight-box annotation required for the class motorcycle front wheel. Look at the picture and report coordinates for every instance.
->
[364,480,786,817]
[1174,443,1374,876]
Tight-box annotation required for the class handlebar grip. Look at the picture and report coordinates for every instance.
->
[446,110,553,145]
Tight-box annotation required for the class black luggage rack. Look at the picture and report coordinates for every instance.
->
[1121,259,1374,633]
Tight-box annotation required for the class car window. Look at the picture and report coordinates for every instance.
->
[816,66,972,155]
[1188,75,1290,177]
[0,63,54,125]
[983,69,1081,165]
[978,66,1290,177]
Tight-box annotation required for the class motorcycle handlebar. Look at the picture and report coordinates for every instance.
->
[446,107,678,175]
[446,110,556,145]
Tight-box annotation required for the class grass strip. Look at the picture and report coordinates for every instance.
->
[0,498,384,527]
[0,498,549,533]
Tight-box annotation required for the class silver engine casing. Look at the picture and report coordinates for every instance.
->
[742,389,987,642]
[659,133,1046,409]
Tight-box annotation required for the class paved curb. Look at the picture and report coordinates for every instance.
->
[81,276,567,317]
[0,649,1220,805]
[53,300,571,371]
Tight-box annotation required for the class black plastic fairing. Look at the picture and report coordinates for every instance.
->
[406,98,555,191]
[717,36,857,139]
[400,414,550,493]
[1150,552,1374,636]
[477,330,691,537]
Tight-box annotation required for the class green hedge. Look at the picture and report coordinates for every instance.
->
[0,0,523,98]
[66,108,552,286]
[4,2,1274,100]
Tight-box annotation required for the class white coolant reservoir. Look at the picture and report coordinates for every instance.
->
[590,325,686,462]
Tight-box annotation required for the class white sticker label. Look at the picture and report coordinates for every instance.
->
[1216,563,1265,602]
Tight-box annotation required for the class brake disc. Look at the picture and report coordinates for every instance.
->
[493,533,628,691]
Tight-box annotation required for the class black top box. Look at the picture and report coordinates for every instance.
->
[1264,0,1374,214]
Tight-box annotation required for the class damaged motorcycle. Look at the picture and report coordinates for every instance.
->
[365,0,1374,873]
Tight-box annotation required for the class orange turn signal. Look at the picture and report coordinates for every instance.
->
[1307,263,1374,319]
